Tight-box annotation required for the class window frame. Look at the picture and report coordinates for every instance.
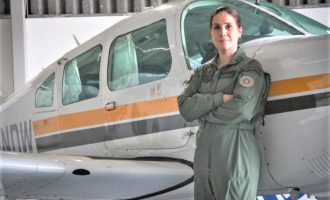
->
[35,72,56,112]
[107,19,172,91]
[61,44,102,106]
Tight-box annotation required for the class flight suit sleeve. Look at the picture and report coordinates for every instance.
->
[177,67,224,122]
[203,61,265,124]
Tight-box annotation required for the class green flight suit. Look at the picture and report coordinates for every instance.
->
[178,48,267,200]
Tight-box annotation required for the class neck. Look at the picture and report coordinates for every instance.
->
[218,47,237,68]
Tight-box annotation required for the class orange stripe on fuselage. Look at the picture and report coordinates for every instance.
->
[33,96,179,136]
[33,73,330,136]
[269,73,330,97]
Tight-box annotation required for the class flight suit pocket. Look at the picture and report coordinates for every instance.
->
[218,70,237,94]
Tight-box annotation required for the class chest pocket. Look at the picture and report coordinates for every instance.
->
[198,66,215,94]
[198,68,239,94]
[218,70,239,94]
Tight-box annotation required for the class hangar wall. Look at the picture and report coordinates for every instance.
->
[0,0,328,16]
[25,16,126,82]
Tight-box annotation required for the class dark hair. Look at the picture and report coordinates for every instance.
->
[209,6,242,28]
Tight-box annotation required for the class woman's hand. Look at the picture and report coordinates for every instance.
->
[223,94,233,102]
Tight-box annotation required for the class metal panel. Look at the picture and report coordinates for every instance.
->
[134,0,150,12]
[29,0,45,15]
[0,0,4,14]
[0,0,10,15]
[65,0,80,14]
[47,0,65,15]
[116,0,133,13]
[151,0,167,7]
[99,0,116,14]
[82,0,98,14]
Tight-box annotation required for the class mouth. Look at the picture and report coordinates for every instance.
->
[218,39,229,43]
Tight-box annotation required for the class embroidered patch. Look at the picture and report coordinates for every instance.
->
[239,76,254,87]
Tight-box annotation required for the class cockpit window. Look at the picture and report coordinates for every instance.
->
[36,73,55,108]
[181,0,303,69]
[108,19,171,91]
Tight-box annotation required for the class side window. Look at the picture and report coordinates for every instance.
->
[36,73,55,108]
[108,19,172,91]
[62,45,102,105]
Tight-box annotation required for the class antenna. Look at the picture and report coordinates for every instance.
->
[73,34,81,46]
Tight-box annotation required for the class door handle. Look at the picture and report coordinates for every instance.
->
[105,101,116,111]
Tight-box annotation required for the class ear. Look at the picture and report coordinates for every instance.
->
[239,26,243,38]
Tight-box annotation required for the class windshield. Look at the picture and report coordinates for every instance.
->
[181,0,323,69]
[259,1,330,35]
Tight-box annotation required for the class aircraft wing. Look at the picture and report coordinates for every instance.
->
[0,151,193,199]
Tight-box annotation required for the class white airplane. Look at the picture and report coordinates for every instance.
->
[0,0,329,199]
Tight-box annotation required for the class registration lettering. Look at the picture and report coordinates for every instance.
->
[0,120,33,152]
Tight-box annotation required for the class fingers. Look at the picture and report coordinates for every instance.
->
[223,94,233,102]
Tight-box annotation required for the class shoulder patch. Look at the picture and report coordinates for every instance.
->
[239,75,254,87]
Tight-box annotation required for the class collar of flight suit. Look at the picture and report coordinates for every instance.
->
[208,46,247,70]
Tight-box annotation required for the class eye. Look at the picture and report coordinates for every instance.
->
[212,24,221,31]
[225,24,232,30]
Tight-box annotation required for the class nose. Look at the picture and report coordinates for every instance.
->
[219,26,227,36]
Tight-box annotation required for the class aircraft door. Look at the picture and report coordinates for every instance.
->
[103,19,191,151]
[57,45,106,156]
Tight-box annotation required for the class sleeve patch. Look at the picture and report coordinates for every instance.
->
[239,76,254,87]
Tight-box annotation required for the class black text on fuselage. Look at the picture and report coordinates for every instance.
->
[0,120,33,152]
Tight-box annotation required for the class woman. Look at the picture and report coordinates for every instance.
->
[178,6,268,200]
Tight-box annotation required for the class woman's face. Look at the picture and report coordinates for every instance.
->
[210,11,242,54]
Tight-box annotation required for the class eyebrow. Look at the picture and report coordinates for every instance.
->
[212,22,232,26]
